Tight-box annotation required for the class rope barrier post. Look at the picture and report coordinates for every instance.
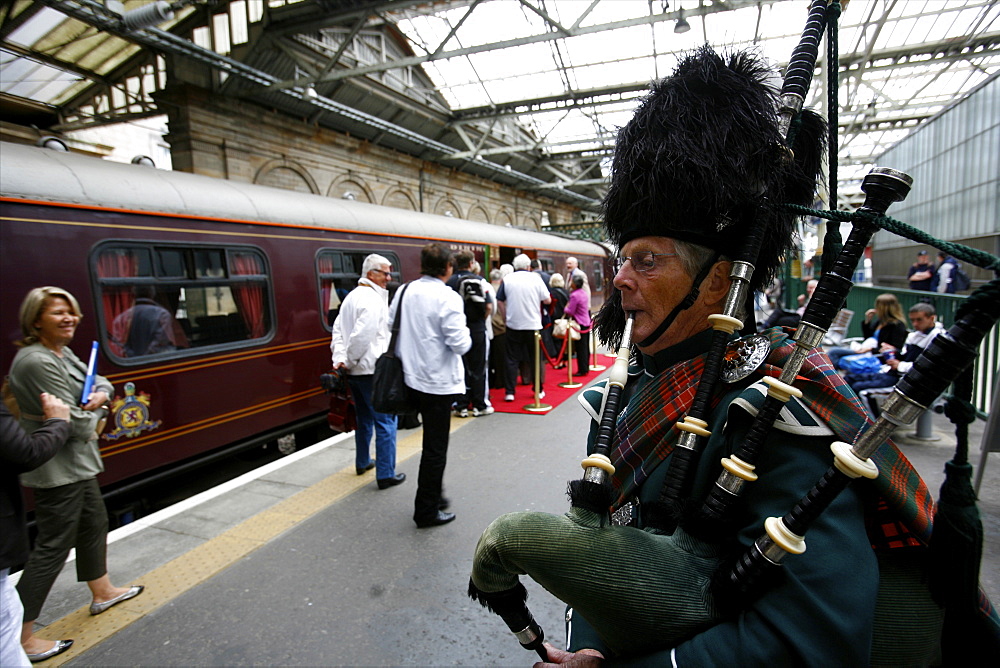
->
[524,330,552,413]
[559,327,583,389]
[589,326,606,371]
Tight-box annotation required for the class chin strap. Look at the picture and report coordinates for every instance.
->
[637,254,721,348]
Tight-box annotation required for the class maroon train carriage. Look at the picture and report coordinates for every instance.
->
[0,141,610,500]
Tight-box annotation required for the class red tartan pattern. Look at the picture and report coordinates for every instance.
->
[609,327,935,547]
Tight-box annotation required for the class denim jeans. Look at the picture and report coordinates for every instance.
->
[348,375,398,481]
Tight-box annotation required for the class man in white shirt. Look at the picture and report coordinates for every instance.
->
[498,254,552,401]
[331,254,404,489]
[389,244,471,528]
[564,256,589,293]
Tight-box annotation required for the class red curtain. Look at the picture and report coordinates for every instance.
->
[318,254,334,313]
[230,252,266,339]
[97,250,139,356]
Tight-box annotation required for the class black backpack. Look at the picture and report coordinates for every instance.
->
[458,274,487,321]
[952,264,971,291]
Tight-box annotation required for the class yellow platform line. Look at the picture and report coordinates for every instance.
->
[40,417,469,665]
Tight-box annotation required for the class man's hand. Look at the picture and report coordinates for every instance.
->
[82,390,109,411]
[534,645,604,667]
[885,358,900,370]
[879,343,897,353]
[41,392,70,421]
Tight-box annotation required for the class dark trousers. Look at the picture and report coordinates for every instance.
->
[505,328,544,395]
[489,333,507,389]
[410,389,455,524]
[574,331,591,376]
[458,329,488,411]
[17,478,109,621]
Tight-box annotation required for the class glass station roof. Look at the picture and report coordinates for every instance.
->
[2,0,998,206]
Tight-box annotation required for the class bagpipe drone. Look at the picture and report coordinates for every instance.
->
[468,1,1000,662]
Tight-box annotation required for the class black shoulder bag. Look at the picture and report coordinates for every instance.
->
[372,282,413,415]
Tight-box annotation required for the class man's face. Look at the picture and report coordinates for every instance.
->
[917,253,929,266]
[613,236,699,352]
[565,258,577,273]
[910,311,935,332]
[368,264,392,289]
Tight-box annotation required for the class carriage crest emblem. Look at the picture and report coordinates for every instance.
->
[104,382,162,440]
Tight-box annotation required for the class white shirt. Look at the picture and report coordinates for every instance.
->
[896,321,945,374]
[330,277,390,375]
[389,275,471,395]
[499,270,551,330]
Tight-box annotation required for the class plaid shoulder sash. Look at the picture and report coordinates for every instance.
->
[610,327,934,546]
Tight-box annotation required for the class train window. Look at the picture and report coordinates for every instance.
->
[316,249,401,329]
[592,259,605,289]
[93,243,273,362]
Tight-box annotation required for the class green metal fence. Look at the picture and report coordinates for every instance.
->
[841,286,998,419]
[781,279,998,419]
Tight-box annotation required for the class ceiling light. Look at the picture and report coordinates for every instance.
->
[674,8,691,34]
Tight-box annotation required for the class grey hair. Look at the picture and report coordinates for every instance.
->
[512,254,531,271]
[490,269,502,281]
[362,253,391,276]
[500,263,514,278]
[549,273,565,288]
[672,239,719,277]
[909,302,936,316]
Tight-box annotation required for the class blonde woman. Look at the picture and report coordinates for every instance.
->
[8,287,143,662]
[860,293,908,352]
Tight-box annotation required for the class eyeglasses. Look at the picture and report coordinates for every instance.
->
[371,269,392,277]
[614,251,677,276]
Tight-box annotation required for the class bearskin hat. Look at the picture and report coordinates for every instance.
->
[595,46,826,347]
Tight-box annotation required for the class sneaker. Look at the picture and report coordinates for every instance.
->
[453,407,469,418]
[538,391,546,400]
[504,394,515,402]
[473,406,494,417]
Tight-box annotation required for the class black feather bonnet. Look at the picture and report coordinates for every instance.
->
[602,45,824,290]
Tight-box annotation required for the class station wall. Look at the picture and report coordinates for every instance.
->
[157,84,579,232]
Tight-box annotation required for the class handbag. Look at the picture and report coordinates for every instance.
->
[838,352,883,374]
[320,368,357,433]
[372,282,414,415]
[552,316,580,341]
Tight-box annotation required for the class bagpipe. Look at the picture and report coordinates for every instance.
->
[468,1,1000,662]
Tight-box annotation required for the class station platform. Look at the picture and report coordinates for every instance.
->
[20,362,1000,666]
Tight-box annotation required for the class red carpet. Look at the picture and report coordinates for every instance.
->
[488,363,608,415]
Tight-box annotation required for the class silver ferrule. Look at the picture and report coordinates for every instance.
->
[793,321,827,349]
[777,92,804,139]
[676,430,700,452]
[850,417,898,461]
[777,343,812,385]
[715,474,745,497]
[583,468,608,485]
[729,261,754,283]
[754,535,788,566]
[881,389,927,427]
[513,625,541,645]
[721,265,753,318]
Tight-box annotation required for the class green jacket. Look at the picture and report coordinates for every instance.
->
[570,331,878,666]
[9,342,112,488]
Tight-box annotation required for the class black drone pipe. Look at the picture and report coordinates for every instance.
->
[778,0,829,139]
[718,277,1000,607]
[686,166,912,540]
